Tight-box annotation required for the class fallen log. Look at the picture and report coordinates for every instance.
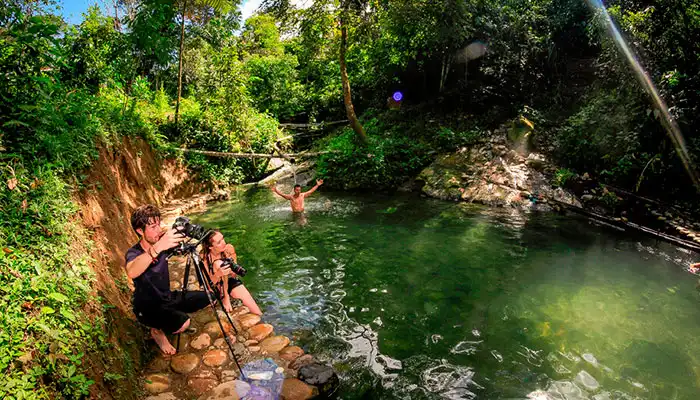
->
[171,148,336,159]
[551,199,700,253]
[279,120,349,130]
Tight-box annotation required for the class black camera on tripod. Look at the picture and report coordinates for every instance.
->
[164,217,209,256]
[172,216,208,240]
[219,257,247,277]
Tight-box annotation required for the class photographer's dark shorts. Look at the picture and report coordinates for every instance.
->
[134,291,209,334]
[225,277,243,291]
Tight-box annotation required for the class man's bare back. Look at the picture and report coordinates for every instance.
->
[270,179,324,212]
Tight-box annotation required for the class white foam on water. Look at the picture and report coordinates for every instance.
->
[450,340,483,355]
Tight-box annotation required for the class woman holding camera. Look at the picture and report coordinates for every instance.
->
[201,231,262,315]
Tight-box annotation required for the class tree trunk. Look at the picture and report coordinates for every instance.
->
[439,53,452,93]
[175,0,188,126]
[339,7,368,145]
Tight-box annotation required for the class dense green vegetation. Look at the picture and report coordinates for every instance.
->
[0,0,698,397]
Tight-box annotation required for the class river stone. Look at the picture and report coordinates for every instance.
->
[289,354,315,370]
[204,321,233,338]
[191,333,212,350]
[187,377,219,396]
[203,349,228,367]
[171,353,200,374]
[145,393,177,400]
[144,373,170,394]
[298,363,339,396]
[238,314,261,329]
[197,380,249,400]
[281,378,318,400]
[247,324,274,342]
[575,370,600,391]
[221,369,240,382]
[280,346,305,362]
[244,339,259,346]
[230,306,249,318]
[248,346,261,353]
[232,342,247,357]
[259,335,290,353]
[214,335,236,349]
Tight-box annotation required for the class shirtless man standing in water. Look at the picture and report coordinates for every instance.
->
[270,179,324,212]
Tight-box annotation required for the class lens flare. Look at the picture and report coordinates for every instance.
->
[585,0,699,190]
[392,91,403,102]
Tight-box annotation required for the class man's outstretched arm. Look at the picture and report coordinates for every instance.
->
[303,179,324,196]
[270,185,292,200]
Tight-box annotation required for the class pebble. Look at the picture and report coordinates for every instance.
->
[171,353,200,374]
[244,339,259,346]
[259,335,290,353]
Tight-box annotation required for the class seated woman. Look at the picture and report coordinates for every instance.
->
[201,231,262,315]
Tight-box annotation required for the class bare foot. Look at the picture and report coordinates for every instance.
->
[151,328,176,355]
[223,297,233,312]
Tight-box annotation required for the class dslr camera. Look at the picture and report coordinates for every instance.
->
[219,258,247,277]
[172,216,207,240]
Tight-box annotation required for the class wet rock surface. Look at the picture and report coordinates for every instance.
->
[298,363,339,396]
[417,127,579,209]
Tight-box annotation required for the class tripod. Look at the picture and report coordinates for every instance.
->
[168,233,247,380]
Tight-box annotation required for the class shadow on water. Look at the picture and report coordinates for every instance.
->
[192,192,700,399]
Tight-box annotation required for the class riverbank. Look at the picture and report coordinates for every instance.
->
[412,121,700,257]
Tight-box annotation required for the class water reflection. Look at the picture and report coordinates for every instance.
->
[193,193,700,399]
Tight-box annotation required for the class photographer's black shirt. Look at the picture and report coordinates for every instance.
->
[125,243,171,306]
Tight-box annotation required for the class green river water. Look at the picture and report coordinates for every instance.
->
[191,189,700,399]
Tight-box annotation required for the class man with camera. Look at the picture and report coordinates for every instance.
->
[125,204,209,355]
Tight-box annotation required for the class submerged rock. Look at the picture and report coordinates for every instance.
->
[298,363,339,397]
